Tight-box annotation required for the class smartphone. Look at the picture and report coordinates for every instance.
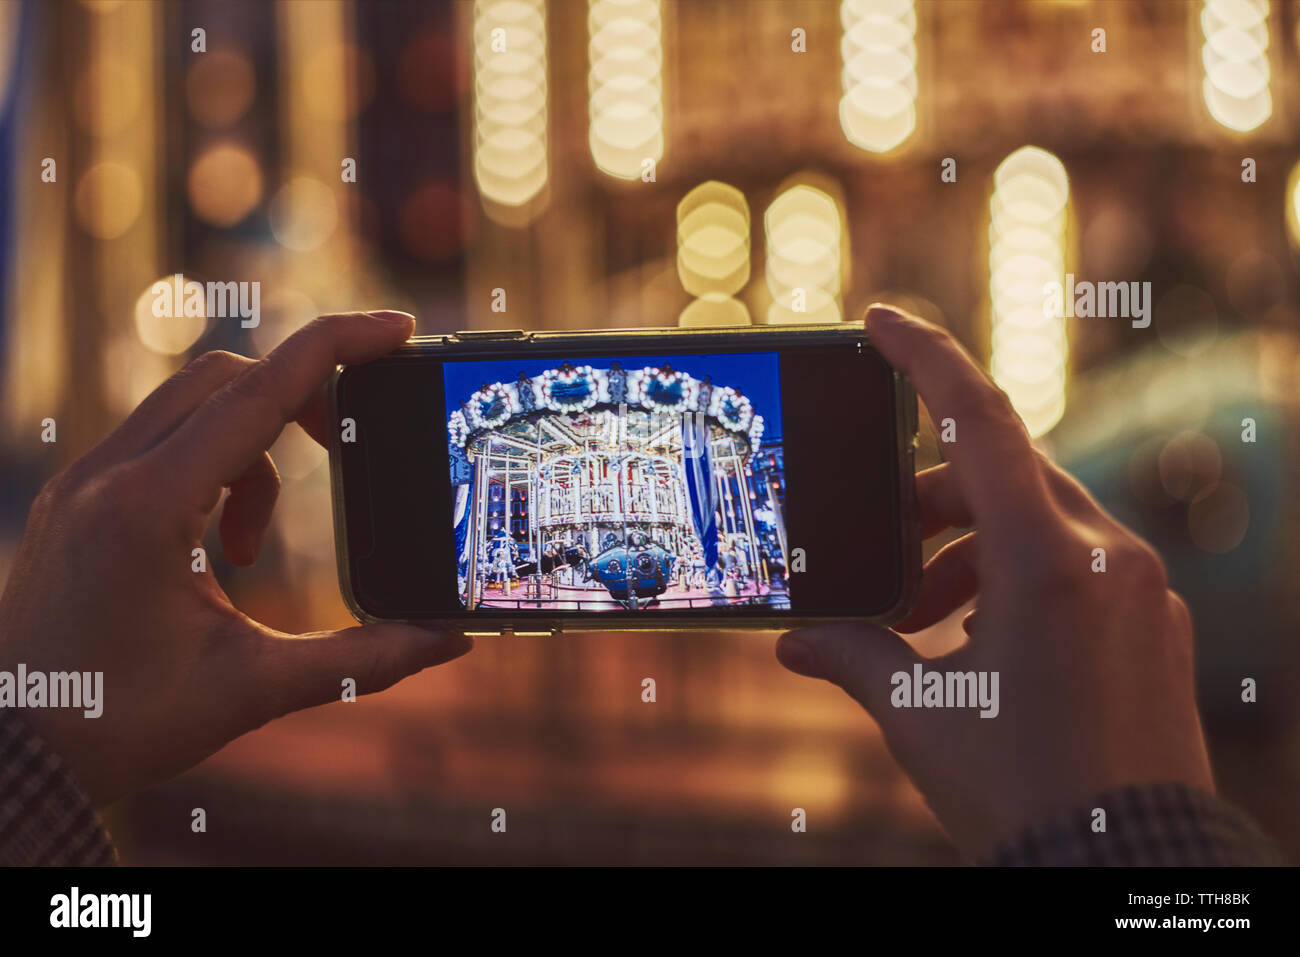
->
[328,324,920,634]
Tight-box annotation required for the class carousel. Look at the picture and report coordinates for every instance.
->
[449,361,788,610]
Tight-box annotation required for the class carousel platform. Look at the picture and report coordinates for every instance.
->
[475,578,786,611]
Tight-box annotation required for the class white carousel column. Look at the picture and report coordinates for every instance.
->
[465,439,488,610]
[586,444,596,561]
[767,479,789,571]
[735,443,763,586]
[714,458,730,544]
[529,456,539,580]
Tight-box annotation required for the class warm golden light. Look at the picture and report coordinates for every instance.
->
[188,144,263,227]
[1201,0,1271,132]
[133,276,208,356]
[303,43,374,121]
[587,0,664,180]
[677,181,751,326]
[473,0,549,215]
[74,161,143,239]
[1285,159,1300,249]
[839,0,917,153]
[764,185,844,324]
[75,56,143,136]
[988,146,1070,438]
[268,176,338,251]
[186,48,256,128]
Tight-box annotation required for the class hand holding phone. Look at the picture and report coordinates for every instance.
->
[0,313,471,807]
[778,305,1214,860]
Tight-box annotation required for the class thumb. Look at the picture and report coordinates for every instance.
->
[777,622,921,725]
[257,624,472,717]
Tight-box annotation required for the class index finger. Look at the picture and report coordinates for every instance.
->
[865,304,1054,538]
[146,311,415,505]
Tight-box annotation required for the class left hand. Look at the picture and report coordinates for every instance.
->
[0,312,472,807]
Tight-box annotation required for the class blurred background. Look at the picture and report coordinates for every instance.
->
[1,0,1298,864]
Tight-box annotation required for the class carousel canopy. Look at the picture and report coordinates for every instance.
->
[448,363,765,454]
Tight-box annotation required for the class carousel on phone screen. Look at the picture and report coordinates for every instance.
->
[446,355,790,612]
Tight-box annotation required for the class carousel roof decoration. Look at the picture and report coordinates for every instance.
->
[447,362,767,456]
[709,385,754,433]
[466,380,517,430]
[629,363,698,413]
[448,408,470,446]
[539,362,605,412]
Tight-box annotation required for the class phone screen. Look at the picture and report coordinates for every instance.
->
[334,335,916,626]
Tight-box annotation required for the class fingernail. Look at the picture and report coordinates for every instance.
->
[776,635,823,678]
[366,309,416,324]
[865,303,903,329]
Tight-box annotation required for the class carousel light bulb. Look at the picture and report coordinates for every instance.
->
[472,0,549,219]
[1201,0,1272,132]
[839,0,918,153]
[587,0,663,180]
[988,146,1070,439]
[764,184,845,324]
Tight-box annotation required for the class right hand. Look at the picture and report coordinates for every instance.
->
[776,304,1214,859]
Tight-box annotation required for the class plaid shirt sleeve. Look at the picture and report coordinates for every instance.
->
[0,709,116,866]
[982,783,1282,866]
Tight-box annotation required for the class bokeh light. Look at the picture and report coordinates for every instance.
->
[676,181,751,326]
[764,185,844,324]
[987,146,1070,438]
[74,161,143,239]
[188,143,263,227]
[1200,0,1272,132]
[133,275,209,356]
[839,0,918,153]
[186,48,256,128]
[1286,159,1300,250]
[269,176,339,252]
[473,0,549,215]
[587,0,664,180]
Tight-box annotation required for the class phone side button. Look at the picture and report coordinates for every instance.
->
[453,329,527,340]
